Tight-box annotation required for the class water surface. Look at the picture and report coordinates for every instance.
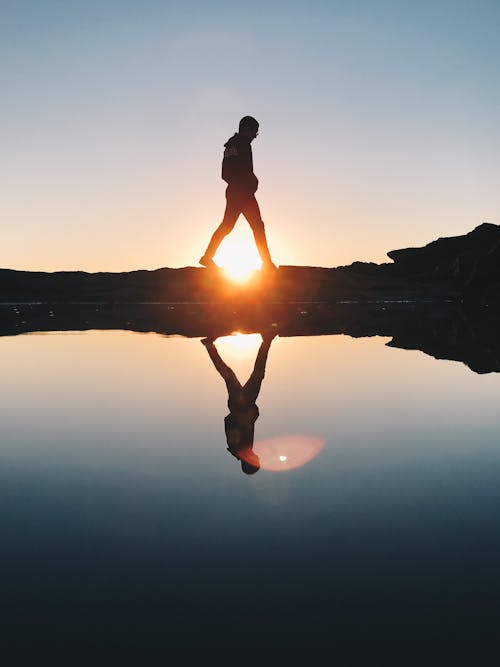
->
[2,327,499,656]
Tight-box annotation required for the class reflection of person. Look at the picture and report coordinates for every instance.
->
[199,116,277,272]
[202,332,276,474]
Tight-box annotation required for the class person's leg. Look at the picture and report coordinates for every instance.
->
[202,339,242,395]
[241,195,276,267]
[200,192,241,265]
[242,334,274,403]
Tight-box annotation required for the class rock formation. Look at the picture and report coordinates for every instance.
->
[1,223,499,305]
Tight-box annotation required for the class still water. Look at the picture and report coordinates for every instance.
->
[2,327,500,656]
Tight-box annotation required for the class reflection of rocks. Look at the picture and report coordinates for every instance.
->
[1,223,499,303]
[2,222,500,372]
[1,301,499,374]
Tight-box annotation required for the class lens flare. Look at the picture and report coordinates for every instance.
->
[253,435,325,472]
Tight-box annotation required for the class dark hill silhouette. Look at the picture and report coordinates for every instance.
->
[387,222,500,303]
[1,223,499,304]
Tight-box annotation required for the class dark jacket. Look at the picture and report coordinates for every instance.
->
[221,133,259,194]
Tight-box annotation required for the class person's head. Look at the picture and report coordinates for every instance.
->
[239,448,261,475]
[226,435,261,475]
[238,115,259,140]
[241,459,260,475]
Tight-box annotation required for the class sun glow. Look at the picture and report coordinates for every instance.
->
[209,333,265,384]
[213,236,262,282]
[215,332,263,357]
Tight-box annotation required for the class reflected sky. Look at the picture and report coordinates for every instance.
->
[3,330,498,472]
[1,330,500,654]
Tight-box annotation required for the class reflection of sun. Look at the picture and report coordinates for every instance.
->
[214,236,261,282]
[216,332,263,358]
[213,333,264,383]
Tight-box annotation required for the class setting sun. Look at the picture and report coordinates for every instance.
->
[213,234,262,282]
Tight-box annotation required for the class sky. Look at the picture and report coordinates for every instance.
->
[2,0,500,272]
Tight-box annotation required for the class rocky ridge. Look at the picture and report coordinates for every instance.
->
[1,223,499,304]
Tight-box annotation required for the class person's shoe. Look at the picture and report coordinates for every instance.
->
[199,255,218,269]
[201,336,215,347]
[261,328,278,343]
[262,261,278,272]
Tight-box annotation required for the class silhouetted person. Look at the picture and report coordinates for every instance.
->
[202,332,276,474]
[199,116,277,272]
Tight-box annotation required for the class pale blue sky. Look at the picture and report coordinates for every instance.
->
[2,0,499,271]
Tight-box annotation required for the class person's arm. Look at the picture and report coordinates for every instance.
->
[242,333,276,402]
[222,141,258,193]
[221,145,240,184]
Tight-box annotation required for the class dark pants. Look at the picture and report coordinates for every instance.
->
[202,187,273,264]
[204,335,272,407]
